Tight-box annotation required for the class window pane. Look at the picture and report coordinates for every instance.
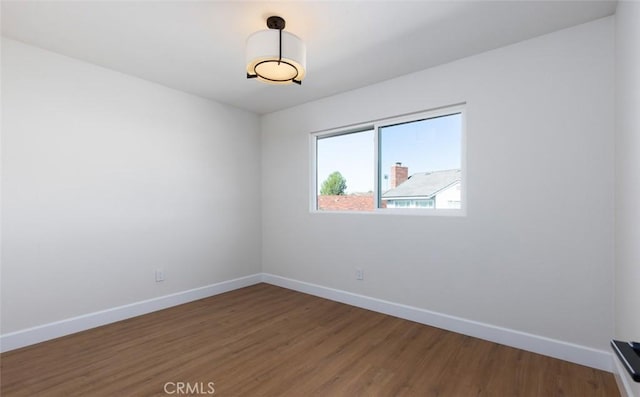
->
[316,129,374,211]
[379,113,462,209]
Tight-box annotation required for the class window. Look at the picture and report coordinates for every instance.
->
[312,105,465,214]
[316,128,374,211]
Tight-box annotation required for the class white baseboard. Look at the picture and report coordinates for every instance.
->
[261,273,613,373]
[1,272,616,376]
[613,352,639,397]
[0,274,262,353]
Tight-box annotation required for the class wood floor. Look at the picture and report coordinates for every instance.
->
[1,283,619,396]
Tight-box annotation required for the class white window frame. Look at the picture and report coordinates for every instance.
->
[310,104,467,216]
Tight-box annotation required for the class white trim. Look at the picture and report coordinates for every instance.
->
[261,273,613,372]
[1,272,616,376]
[0,274,262,353]
[613,352,638,397]
[373,114,381,209]
[309,132,317,212]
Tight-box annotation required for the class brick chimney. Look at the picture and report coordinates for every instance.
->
[390,162,408,188]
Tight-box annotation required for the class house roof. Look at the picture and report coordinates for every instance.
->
[318,194,374,212]
[382,169,461,200]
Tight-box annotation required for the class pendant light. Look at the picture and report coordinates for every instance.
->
[246,16,306,85]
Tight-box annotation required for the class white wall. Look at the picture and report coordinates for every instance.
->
[1,38,261,334]
[614,2,640,395]
[262,17,614,352]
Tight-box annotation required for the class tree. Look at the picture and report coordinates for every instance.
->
[320,171,347,195]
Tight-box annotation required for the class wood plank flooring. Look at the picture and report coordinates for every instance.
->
[1,283,619,396]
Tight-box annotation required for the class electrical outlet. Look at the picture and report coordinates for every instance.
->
[356,268,364,280]
[155,269,165,282]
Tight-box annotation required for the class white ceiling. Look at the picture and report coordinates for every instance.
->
[1,1,616,114]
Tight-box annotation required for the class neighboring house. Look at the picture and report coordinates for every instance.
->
[382,163,461,209]
[319,164,462,211]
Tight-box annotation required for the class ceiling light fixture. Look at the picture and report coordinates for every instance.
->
[246,16,306,85]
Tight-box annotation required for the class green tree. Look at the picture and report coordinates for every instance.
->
[320,171,347,195]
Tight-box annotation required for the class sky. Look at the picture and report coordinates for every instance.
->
[317,113,461,194]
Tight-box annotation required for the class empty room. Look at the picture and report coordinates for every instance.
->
[1,1,639,396]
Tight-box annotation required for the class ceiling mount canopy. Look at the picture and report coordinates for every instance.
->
[246,16,306,85]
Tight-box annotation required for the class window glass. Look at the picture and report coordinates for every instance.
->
[379,113,462,210]
[316,129,374,211]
